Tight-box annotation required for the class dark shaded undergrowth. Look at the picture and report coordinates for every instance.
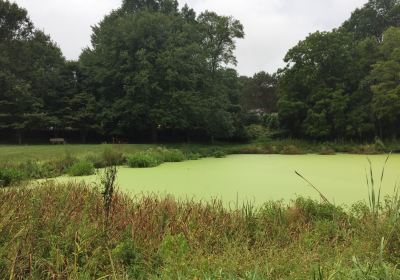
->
[1,181,400,279]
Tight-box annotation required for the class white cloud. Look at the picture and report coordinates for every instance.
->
[12,0,368,75]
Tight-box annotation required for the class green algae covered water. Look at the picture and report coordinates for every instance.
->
[60,154,400,206]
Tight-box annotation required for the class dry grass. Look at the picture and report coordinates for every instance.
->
[0,180,399,279]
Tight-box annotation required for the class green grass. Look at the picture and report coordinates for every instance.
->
[1,139,399,164]
[68,160,95,176]
[0,144,154,163]
[127,152,161,168]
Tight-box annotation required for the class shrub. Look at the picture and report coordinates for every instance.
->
[52,152,78,174]
[186,152,202,160]
[245,124,267,141]
[319,146,336,155]
[293,197,345,223]
[68,160,95,176]
[353,144,380,154]
[102,147,126,166]
[85,153,105,168]
[263,113,280,130]
[0,167,25,187]
[19,160,56,179]
[212,150,227,158]
[374,138,386,152]
[158,233,189,265]
[127,153,160,168]
[158,148,185,162]
[113,240,145,278]
[281,145,304,155]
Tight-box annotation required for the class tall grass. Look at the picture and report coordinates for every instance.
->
[366,154,391,216]
[1,178,400,279]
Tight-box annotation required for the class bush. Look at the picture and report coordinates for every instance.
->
[293,197,345,223]
[127,153,160,168]
[374,138,386,152]
[245,124,267,141]
[353,144,380,154]
[186,152,202,160]
[157,148,185,162]
[263,113,280,130]
[158,233,189,267]
[212,150,227,158]
[0,167,25,187]
[319,146,336,155]
[52,152,78,174]
[68,160,95,176]
[113,240,145,278]
[281,145,304,155]
[102,147,126,166]
[19,160,56,179]
[85,153,105,168]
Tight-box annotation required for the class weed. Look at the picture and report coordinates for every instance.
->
[127,153,160,168]
[0,166,25,187]
[68,160,95,176]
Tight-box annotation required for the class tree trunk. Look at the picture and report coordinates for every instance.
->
[16,130,22,145]
[151,127,158,143]
[210,135,215,144]
[185,131,190,144]
[81,130,87,144]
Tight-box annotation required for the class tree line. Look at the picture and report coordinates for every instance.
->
[278,0,400,140]
[0,0,399,144]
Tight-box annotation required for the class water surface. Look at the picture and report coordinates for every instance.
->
[61,154,400,206]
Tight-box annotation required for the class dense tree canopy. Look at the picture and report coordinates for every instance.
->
[0,1,68,143]
[278,0,400,140]
[0,0,399,144]
[342,0,400,41]
[79,0,244,142]
[370,27,400,137]
[240,72,278,114]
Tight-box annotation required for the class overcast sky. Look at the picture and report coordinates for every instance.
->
[12,0,367,76]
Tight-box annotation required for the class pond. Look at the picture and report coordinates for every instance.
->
[60,154,400,206]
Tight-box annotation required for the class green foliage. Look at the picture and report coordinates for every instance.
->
[0,166,24,187]
[319,146,336,155]
[342,0,400,40]
[1,181,400,279]
[154,147,186,162]
[127,153,160,168]
[281,145,304,155]
[211,149,227,158]
[293,197,345,222]
[102,147,126,166]
[112,240,145,278]
[186,152,202,160]
[240,72,278,114]
[277,3,399,141]
[68,160,95,176]
[158,233,189,263]
[370,27,400,138]
[18,160,55,179]
[245,124,267,141]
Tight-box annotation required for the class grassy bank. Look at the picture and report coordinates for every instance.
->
[1,179,400,279]
[1,140,400,186]
[1,139,399,163]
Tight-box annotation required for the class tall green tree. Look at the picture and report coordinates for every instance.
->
[342,0,400,41]
[0,1,70,143]
[278,30,376,139]
[80,1,244,142]
[370,27,400,137]
[240,71,278,114]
